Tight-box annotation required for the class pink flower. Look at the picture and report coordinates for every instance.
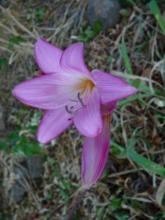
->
[81,102,116,188]
[12,39,137,144]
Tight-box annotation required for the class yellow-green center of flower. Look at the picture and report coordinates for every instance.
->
[77,78,95,93]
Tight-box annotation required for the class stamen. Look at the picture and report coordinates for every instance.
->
[77,92,85,107]
[65,91,87,115]
[65,105,74,114]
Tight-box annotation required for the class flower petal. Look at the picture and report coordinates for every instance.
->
[35,38,62,73]
[60,43,90,76]
[73,89,102,137]
[101,101,117,115]
[12,74,75,110]
[92,70,138,104]
[37,108,72,144]
[81,117,110,188]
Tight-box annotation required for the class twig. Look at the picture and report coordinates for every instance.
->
[108,168,143,178]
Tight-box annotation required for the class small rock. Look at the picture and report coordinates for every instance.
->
[87,0,121,30]
[9,160,28,203]
[10,182,27,203]
[26,155,44,180]
[9,156,44,203]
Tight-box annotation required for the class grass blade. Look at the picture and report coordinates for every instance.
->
[127,148,165,177]
[149,0,165,34]
[120,39,133,75]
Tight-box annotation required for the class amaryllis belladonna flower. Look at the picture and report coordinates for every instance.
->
[12,39,137,144]
[81,102,116,188]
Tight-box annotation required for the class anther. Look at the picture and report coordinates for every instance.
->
[65,105,74,114]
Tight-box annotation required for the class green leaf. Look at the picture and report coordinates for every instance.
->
[0,139,10,153]
[92,20,103,34]
[149,0,165,34]
[111,141,127,159]
[8,35,25,49]
[35,8,45,23]
[12,136,44,156]
[79,21,102,43]
[111,198,122,210]
[120,39,133,75]
[127,148,165,177]
[0,58,8,71]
